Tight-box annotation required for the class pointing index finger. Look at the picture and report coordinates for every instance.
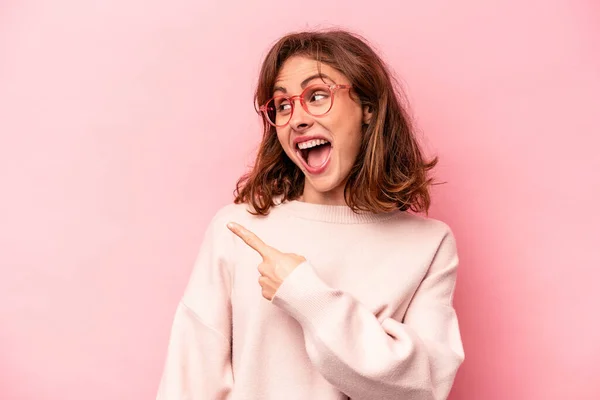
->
[227,222,273,258]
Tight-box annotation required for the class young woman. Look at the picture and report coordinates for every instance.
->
[156,29,464,400]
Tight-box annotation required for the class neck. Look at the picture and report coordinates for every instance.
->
[300,182,347,206]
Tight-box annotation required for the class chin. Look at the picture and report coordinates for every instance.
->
[304,172,346,194]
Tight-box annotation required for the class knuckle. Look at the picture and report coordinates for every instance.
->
[258,263,267,274]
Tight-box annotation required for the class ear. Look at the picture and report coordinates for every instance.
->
[362,105,374,125]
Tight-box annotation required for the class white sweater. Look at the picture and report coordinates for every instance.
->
[156,199,465,399]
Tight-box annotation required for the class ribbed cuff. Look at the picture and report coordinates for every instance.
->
[271,261,342,328]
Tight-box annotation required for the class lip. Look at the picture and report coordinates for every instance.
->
[293,134,333,175]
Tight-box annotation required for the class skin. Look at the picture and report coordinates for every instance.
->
[272,55,372,206]
[227,222,305,301]
[228,56,373,300]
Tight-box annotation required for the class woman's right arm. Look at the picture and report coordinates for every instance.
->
[156,213,234,399]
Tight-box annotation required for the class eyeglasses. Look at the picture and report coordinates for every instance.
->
[259,83,352,127]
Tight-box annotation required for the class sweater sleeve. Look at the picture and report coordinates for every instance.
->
[270,228,465,400]
[156,215,234,400]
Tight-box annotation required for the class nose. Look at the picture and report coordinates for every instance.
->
[288,97,314,132]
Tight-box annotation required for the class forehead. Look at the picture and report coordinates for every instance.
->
[274,56,345,91]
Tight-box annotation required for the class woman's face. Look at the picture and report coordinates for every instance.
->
[272,56,371,205]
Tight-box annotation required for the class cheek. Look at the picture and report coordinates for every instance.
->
[276,130,294,156]
[340,132,363,164]
[328,115,363,156]
[328,100,363,135]
[275,128,285,143]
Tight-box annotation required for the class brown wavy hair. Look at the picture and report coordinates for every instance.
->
[234,29,438,216]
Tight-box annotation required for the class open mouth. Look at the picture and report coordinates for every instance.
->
[296,139,332,170]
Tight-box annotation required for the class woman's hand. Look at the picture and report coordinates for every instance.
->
[227,222,306,301]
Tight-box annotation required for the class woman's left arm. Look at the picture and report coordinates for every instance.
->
[271,229,465,400]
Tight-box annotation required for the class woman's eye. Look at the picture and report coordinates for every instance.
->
[278,103,291,112]
[309,92,329,102]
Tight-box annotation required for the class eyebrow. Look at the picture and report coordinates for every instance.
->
[273,73,335,94]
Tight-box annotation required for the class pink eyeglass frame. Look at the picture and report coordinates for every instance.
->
[258,83,353,127]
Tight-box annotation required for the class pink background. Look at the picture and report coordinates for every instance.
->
[1,0,599,399]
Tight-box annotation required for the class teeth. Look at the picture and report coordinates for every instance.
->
[297,139,329,150]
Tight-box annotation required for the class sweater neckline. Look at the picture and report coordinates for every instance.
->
[276,199,402,224]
